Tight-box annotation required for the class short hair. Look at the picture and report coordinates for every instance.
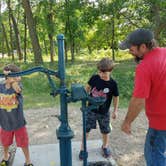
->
[3,64,21,73]
[97,58,114,72]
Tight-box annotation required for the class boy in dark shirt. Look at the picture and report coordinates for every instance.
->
[0,64,33,166]
[79,58,119,160]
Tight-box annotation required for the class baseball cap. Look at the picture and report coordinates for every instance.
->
[119,28,154,50]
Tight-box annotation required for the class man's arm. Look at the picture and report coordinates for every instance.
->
[112,96,119,119]
[121,96,145,134]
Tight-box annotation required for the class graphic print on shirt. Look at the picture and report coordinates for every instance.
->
[91,87,109,98]
[0,93,18,112]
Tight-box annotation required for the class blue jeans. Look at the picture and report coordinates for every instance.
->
[144,128,166,166]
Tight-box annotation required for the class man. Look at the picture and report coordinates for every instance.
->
[120,28,166,166]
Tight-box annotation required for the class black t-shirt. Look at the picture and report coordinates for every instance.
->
[88,74,119,114]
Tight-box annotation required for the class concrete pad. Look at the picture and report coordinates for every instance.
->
[13,140,117,166]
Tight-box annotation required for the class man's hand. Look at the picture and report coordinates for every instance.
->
[121,121,131,135]
[121,97,145,135]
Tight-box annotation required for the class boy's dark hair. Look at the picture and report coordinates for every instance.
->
[97,58,114,72]
[3,64,21,73]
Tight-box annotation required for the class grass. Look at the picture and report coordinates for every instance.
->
[0,49,135,109]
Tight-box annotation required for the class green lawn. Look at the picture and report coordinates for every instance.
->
[21,60,135,109]
[0,50,135,109]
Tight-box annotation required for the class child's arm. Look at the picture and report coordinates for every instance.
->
[11,77,22,94]
[112,96,119,119]
[12,82,22,93]
[85,84,91,94]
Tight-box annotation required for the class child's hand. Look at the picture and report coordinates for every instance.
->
[112,111,117,119]
[12,82,21,93]
[3,70,11,75]
[14,76,21,82]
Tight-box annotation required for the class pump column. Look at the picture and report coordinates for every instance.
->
[56,34,74,166]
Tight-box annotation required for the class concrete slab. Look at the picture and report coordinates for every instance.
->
[13,140,117,166]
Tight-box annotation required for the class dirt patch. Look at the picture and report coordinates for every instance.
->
[0,106,147,166]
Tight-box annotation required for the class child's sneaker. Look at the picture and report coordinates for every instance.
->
[0,159,9,166]
[79,150,88,160]
[24,163,34,166]
[101,146,111,158]
[79,150,84,160]
[0,152,11,166]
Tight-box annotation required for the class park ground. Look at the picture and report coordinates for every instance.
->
[1,106,147,166]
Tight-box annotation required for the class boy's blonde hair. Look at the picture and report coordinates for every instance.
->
[97,57,114,72]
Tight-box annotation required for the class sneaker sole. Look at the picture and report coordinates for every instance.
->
[102,153,111,158]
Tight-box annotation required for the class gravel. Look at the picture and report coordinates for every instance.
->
[0,106,147,166]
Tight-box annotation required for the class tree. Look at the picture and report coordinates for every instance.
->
[22,0,43,64]
[23,12,27,62]
[7,0,23,60]
[119,0,166,46]
[62,0,85,62]
[1,22,10,56]
[144,0,166,45]
[37,0,56,62]
[0,0,165,63]
[8,1,14,59]
[0,0,10,57]
[47,0,55,62]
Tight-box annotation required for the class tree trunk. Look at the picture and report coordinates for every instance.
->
[1,23,10,57]
[11,14,22,60]
[150,3,166,43]
[7,0,22,60]
[47,0,55,63]
[65,0,75,62]
[23,13,27,63]
[22,0,43,65]
[48,34,55,62]
[67,19,75,62]
[43,39,48,55]
[16,0,21,26]
[2,39,4,58]
[0,1,10,57]
[111,16,115,61]
[64,21,68,62]
[70,39,75,63]
[87,45,92,54]
[8,9,14,58]
[68,17,75,62]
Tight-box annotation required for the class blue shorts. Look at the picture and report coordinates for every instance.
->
[86,111,110,134]
[144,128,166,166]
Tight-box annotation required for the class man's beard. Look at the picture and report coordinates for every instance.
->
[134,56,143,64]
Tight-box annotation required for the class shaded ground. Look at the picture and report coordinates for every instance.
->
[0,106,147,166]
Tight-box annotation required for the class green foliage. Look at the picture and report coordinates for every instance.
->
[0,0,166,62]
[22,73,59,109]
[113,62,135,102]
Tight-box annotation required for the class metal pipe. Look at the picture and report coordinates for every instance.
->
[56,34,74,166]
